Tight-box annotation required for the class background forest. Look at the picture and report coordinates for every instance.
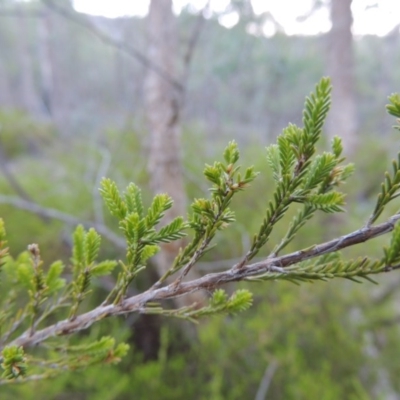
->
[1,0,400,399]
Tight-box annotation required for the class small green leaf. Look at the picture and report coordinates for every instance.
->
[91,260,117,277]
[149,217,188,244]
[124,183,144,217]
[16,263,34,290]
[303,153,337,190]
[277,131,296,176]
[99,178,127,219]
[145,194,173,228]
[386,93,400,118]
[331,136,343,158]
[1,345,27,380]
[227,289,253,313]
[223,140,240,164]
[210,289,228,307]
[204,163,222,186]
[46,260,66,294]
[141,245,160,262]
[304,192,345,213]
[72,225,85,268]
[384,222,400,265]
[85,229,101,265]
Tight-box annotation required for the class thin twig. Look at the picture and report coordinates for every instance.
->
[0,195,125,248]
[0,373,58,385]
[41,0,183,92]
[255,360,278,400]
[0,309,29,346]
[5,212,400,351]
[172,202,226,288]
[181,1,209,81]
[0,138,42,206]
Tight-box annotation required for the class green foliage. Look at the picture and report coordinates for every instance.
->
[45,261,66,295]
[0,337,129,385]
[382,221,400,266]
[368,153,400,224]
[155,140,258,285]
[2,78,400,393]
[58,336,129,367]
[99,179,127,220]
[249,78,353,260]
[147,288,253,323]
[99,180,191,303]
[0,222,126,383]
[69,225,116,319]
[1,346,27,380]
[386,93,400,128]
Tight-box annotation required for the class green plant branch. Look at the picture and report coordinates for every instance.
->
[3,78,400,384]
[171,201,228,288]
[3,211,400,352]
[272,204,315,256]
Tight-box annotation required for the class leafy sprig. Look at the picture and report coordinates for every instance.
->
[141,289,253,323]
[246,254,384,285]
[1,345,27,380]
[69,226,117,319]
[382,222,400,267]
[368,154,400,225]
[100,180,191,303]
[153,141,258,287]
[367,94,400,225]
[3,78,400,385]
[386,93,400,130]
[243,78,353,263]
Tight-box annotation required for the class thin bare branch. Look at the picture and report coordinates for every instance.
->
[0,373,55,385]
[0,195,125,249]
[255,360,278,400]
[181,2,209,77]
[0,139,52,224]
[41,0,183,92]
[5,212,400,351]
[0,139,38,204]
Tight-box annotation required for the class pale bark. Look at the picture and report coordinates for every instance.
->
[145,0,205,306]
[43,10,70,133]
[326,0,357,154]
[37,7,54,117]
[7,211,400,350]
[15,8,41,115]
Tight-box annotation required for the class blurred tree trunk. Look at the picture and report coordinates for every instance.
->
[145,0,205,307]
[37,6,54,118]
[45,12,71,135]
[15,8,41,115]
[326,0,357,154]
